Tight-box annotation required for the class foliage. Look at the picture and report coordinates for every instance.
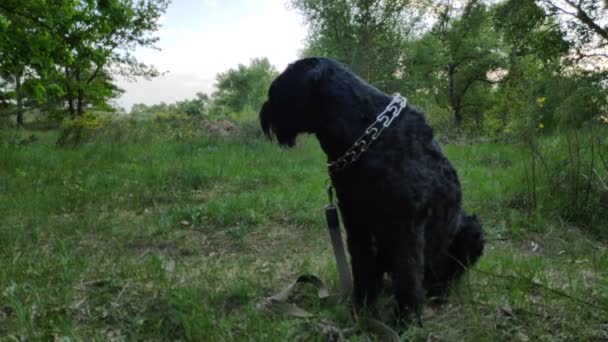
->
[131,92,210,118]
[177,92,209,117]
[130,58,278,121]
[0,0,169,124]
[406,0,506,129]
[209,58,278,119]
[291,0,421,92]
[525,128,608,234]
[55,112,110,148]
[0,6,50,125]
[535,0,608,64]
[494,0,570,62]
[292,0,607,134]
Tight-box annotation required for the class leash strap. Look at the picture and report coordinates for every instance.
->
[325,185,353,294]
[258,274,330,318]
[257,184,400,341]
[325,185,399,341]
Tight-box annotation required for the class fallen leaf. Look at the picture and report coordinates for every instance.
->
[516,331,530,342]
[163,260,176,272]
[530,241,539,253]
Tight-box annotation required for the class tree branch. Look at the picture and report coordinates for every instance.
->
[572,52,608,61]
[562,0,608,41]
[474,268,608,313]
[0,3,59,34]
[541,0,577,16]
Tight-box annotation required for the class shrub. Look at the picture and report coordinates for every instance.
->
[518,124,608,237]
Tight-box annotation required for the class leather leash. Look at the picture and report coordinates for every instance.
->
[325,184,353,294]
[257,184,400,341]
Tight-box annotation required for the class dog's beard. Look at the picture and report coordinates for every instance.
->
[260,101,299,147]
[260,101,273,138]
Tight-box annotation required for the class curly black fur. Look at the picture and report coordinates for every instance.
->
[260,57,484,318]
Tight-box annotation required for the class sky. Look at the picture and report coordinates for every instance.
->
[115,0,307,111]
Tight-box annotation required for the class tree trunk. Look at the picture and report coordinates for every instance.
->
[65,67,75,117]
[454,106,463,128]
[447,63,462,128]
[77,90,84,116]
[15,72,24,127]
[76,70,84,116]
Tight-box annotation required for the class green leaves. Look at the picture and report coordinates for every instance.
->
[293,0,606,134]
[494,0,569,61]
[292,0,413,92]
[210,58,278,119]
[0,0,169,122]
[406,1,507,129]
[536,0,607,60]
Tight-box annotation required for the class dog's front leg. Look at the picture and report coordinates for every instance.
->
[391,221,425,320]
[345,227,380,310]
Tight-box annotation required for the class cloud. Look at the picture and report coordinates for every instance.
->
[203,0,218,10]
[116,0,306,111]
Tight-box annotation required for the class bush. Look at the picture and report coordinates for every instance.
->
[56,113,106,147]
[518,124,608,237]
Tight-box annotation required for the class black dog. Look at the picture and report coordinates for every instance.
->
[260,57,484,318]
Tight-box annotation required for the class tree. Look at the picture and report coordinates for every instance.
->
[291,0,421,92]
[406,0,505,129]
[0,0,169,122]
[491,0,605,132]
[129,92,209,117]
[176,92,209,117]
[211,58,278,117]
[0,5,51,126]
[538,0,608,62]
[55,0,169,117]
[0,77,10,110]
[494,0,570,63]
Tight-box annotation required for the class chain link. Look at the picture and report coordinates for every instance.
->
[328,94,407,173]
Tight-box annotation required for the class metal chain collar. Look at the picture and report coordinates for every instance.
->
[327,94,407,173]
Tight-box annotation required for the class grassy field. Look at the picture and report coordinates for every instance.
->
[1,123,607,341]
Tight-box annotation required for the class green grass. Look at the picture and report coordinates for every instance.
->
[1,124,607,341]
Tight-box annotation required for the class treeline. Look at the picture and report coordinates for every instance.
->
[292,0,608,135]
[1,0,607,136]
[0,0,278,125]
[130,58,278,120]
[0,0,169,125]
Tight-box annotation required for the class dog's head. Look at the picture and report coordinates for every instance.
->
[259,58,331,147]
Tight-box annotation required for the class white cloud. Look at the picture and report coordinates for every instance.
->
[116,0,307,111]
[203,0,218,10]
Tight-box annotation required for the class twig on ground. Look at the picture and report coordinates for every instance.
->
[473,268,608,312]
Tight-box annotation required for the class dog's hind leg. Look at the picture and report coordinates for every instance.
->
[425,217,484,298]
[386,221,425,319]
[448,216,484,273]
[345,227,381,310]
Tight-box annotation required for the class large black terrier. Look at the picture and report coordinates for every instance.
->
[260,57,484,318]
